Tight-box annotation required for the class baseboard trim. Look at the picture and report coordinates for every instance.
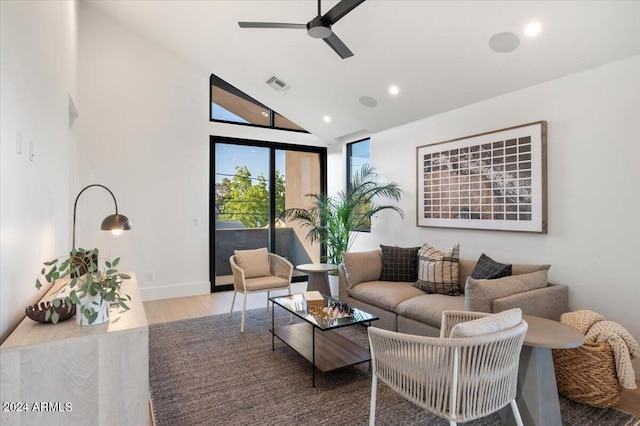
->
[140,281,210,301]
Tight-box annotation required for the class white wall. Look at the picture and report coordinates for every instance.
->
[0,1,78,342]
[351,55,640,377]
[77,4,325,301]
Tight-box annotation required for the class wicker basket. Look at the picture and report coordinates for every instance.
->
[552,341,622,408]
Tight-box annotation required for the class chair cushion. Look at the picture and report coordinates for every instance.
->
[379,245,420,282]
[342,250,382,288]
[244,275,289,292]
[347,281,425,311]
[464,270,548,313]
[471,253,512,280]
[416,243,461,296]
[234,248,271,279]
[449,308,522,338]
[395,294,465,328]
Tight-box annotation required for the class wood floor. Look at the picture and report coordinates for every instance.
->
[143,286,640,418]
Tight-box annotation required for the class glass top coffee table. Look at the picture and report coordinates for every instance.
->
[269,293,378,387]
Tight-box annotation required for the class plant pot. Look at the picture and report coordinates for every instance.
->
[76,292,110,326]
[328,274,339,298]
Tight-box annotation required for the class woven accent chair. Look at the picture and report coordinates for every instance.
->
[368,310,528,426]
[229,252,293,332]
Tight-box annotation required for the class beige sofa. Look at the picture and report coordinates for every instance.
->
[338,250,568,337]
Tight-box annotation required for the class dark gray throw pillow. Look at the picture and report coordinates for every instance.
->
[379,245,420,282]
[471,253,512,280]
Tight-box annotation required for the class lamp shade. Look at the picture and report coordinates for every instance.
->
[100,214,133,231]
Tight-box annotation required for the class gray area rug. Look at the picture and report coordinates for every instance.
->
[149,309,640,426]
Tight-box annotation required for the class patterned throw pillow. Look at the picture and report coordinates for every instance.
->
[471,253,512,280]
[379,245,420,282]
[416,243,461,296]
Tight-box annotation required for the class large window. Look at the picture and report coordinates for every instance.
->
[346,138,371,191]
[346,138,371,232]
[211,136,326,291]
[210,74,307,132]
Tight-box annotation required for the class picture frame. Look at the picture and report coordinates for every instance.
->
[416,121,547,233]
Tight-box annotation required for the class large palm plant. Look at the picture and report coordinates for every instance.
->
[281,164,403,265]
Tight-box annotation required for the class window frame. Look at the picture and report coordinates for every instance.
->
[210,74,309,133]
[346,137,371,191]
[210,135,327,292]
[346,138,372,232]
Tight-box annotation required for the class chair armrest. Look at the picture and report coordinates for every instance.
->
[269,253,293,282]
[440,310,491,338]
[229,256,246,292]
[493,283,568,320]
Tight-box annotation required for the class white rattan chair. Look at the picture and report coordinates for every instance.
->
[368,310,528,426]
[229,252,293,332]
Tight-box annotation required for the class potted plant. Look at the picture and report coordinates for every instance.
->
[281,164,404,267]
[35,248,131,325]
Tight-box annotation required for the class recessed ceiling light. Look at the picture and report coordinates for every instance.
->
[323,115,331,123]
[389,85,400,95]
[261,111,269,117]
[524,21,541,37]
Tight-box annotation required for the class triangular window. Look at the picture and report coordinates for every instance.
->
[210,74,307,132]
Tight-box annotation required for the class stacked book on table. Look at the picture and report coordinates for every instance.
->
[303,291,324,309]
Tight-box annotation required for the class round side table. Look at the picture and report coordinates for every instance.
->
[500,315,584,426]
[295,263,338,296]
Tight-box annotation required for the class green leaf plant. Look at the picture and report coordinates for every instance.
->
[280,164,404,268]
[35,248,131,325]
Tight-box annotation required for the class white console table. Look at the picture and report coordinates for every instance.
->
[0,273,149,426]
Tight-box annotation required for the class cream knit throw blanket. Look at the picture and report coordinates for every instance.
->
[561,310,639,389]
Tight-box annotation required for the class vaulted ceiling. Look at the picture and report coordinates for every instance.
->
[85,0,640,142]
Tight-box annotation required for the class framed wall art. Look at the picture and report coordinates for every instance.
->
[416,121,547,233]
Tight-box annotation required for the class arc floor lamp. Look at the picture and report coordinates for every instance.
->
[72,184,132,249]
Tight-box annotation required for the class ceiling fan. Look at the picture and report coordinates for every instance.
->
[239,0,366,59]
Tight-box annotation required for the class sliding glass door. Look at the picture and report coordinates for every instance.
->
[211,136,326,291]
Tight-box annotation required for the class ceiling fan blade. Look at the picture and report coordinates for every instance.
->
[321,0,366,25]
[323,32,354,59]
[238,22,306,29]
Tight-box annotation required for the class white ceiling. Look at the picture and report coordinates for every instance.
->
[85,0,640,143]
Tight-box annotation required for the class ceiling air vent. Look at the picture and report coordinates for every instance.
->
[266,75,291,94]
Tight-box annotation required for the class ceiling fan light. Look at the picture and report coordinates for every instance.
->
[307,17,332,39]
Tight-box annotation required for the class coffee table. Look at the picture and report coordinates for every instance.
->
[269,293,378,387]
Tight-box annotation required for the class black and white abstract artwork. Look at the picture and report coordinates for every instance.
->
[416,121,547,233]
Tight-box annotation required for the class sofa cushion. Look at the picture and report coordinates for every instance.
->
[347,281,425,311]
[395,294,465,328]
[342,250,382,288]
[512,263,551,275]
[416,243,461,296]
[450,308,522,338]
[379,245,420,282]
[234,248,271,279]
[464,270,548,313]
[458,259,477,294]
[471,253,512,280]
